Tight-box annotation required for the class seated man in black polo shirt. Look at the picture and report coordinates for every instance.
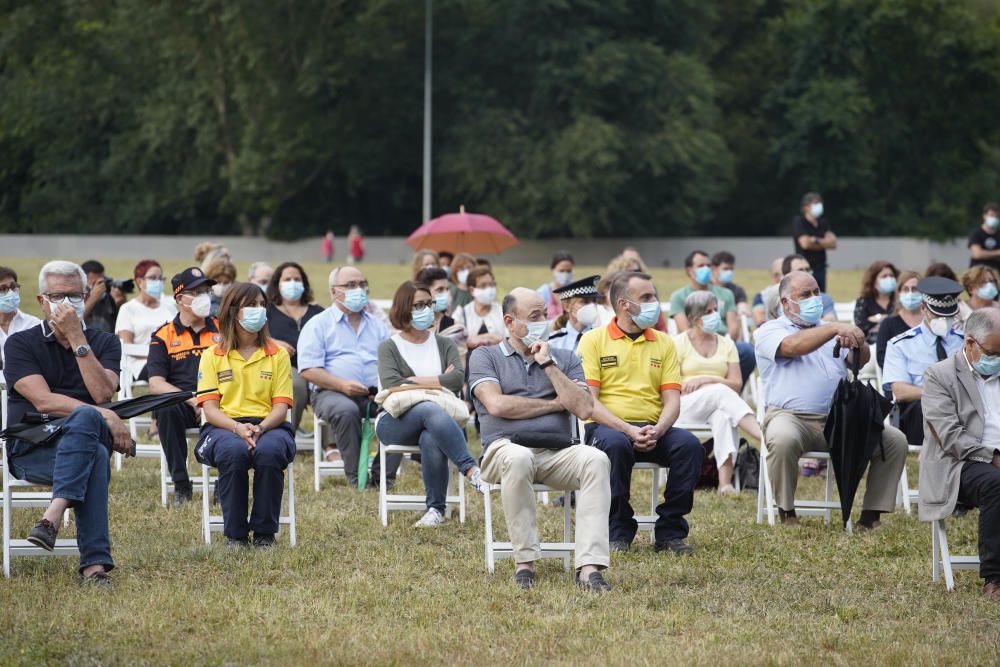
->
[4,260,131,587]
[147,267,220,505]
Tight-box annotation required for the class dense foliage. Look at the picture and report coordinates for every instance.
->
[1,0,998,240]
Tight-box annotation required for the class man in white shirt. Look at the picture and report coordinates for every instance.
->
[0,266,41,383]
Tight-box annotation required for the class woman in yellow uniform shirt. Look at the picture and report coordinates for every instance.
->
[195,283,295,548]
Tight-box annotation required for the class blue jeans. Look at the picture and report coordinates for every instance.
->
[375,402,477,512]
[10,406,115,573]
[586,422,702,544]
[735,341,757,388]
[195,422,296,540]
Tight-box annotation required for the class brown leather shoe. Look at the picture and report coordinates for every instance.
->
[778,509,800,527]
[983,580,1000,600]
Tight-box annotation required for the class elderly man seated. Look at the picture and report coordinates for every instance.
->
[3,260,132,587]
[469,288,612,592]
[298,266,394,488]
[920,308,1000,599]
[754,270,908,528]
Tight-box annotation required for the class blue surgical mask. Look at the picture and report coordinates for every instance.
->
[877,276,897,295]
[979,282,998,300]
[718,269,734,284]
[279,280,305,301]
[553,271,573,286]
[974,352,1000,377]
[239,306,267,333]
[694,266,712,285]
[0,290,20,314]
[810,202,824,218]
[792,296,824,325]
[342,288,368,313]
[518,320,551,347]
[433,292,450,312]
[145,279,164,299]
[411,307,435,331]
[629,301,661,329]
[899,292,923,311]
[987,216,999,230]
[700,311,721,333]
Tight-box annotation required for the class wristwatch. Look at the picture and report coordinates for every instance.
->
[74,344,92,358]
[538,358,556,370]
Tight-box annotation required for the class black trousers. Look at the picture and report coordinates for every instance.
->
[959,461,1000,581]
[154,402,199,488]
[898,400,925,447]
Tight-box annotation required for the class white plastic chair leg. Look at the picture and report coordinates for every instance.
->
[287,461,297,546]
[313,418,322,493]
[458,466,466,524]
[201,464,211,544]
[562,490,572,572]
[379,443,388,527]
[484,483,495,573]
[899,465,912,515]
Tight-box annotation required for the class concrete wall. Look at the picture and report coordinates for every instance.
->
[0,233,972,270]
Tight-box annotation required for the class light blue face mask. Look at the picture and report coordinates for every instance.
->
[694,266,712,285]
[877,276,897,295]
[700,311,722,333]
[144,279,164,299]
[239,306,267,333]
[899,291,923,311]
[718,269,734,284]
[973,342,1000,376]
[810,202,824,218]
[411,307,435,331]
[629,300,661,329]
[0,290,20,314]
[792,295,824,324]
[517,319,551,347]
[979,282,998,300]
[342,288,368,313]
[279,280,305,301]
[433,292,450,312]
[987,216,999,230]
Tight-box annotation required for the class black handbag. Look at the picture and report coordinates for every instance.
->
[511,431,579,450]
[736,438,760,490]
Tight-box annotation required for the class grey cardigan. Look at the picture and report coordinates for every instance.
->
[377,334,464,395]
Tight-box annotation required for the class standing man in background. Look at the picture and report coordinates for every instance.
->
[968,202,1000,271]
[792,192,837,292]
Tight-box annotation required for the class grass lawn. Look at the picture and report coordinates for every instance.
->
[2,257,992,665]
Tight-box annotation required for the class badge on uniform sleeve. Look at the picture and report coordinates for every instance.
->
[650,357,662,369]
[259,370,273,381]
[600,355,618,368]
[217,369,233,383]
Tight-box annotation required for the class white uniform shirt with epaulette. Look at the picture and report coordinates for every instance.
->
[882,324,964,393]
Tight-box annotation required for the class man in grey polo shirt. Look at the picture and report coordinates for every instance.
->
[469,287,612,592]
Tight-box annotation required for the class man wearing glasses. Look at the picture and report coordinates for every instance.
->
[3,260,131,587]
[762,254,838,323]
[298,266,391,488]
[0,266,41,382]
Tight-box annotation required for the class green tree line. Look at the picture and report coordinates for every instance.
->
[2,0,999,240]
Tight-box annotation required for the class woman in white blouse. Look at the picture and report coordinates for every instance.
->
[453,267,505,351]
[115,259,177,380]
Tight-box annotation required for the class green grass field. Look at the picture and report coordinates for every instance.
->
[2,258,994,666]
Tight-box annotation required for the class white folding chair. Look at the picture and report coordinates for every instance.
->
[2,389,79,577]
[753,375,848,530]
[483,480,572,573]
[313,415,346,491]
[932,517,979,591]
[378,441,465,526]
[114,343,162,470]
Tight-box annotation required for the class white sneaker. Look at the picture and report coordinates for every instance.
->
[467,467,484,493]
[718,484,738,496]
[413,507,446,527]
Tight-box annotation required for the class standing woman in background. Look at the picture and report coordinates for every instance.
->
[322,230,335,263]
[196,283,296,549]
[266,262,324,432]
[347,225,365,265]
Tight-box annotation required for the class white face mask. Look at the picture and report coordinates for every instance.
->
[473,286,497,305]
[928,316,953,338]
[187,293,212,318]
[575,303,599,327]
[211,283,230,298]
[45,297,85,323]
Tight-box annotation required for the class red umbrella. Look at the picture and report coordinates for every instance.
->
[406,206,519,255]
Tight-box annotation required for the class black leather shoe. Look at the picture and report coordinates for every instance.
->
[173,482,193,507]
[80,570,112,590]
[27,518,58,551]
[225,537,250,549]
[575,570,612,593]
[609,540,631,553]
[654,538,695,556]
[252,534,276,549]
[512,569,535,590]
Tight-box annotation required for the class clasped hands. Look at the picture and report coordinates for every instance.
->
[626,423,663,452]
[234,422,262,449]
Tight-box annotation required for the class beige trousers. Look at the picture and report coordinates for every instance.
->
[481,439,611,568]
[763,407,908,513]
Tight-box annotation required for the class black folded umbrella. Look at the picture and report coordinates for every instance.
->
[823,346,893,528]
[1,389,214,449]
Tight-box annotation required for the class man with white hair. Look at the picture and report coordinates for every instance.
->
[754,270,908,528]
[298,266,392,488]
[920,308,1000,599]
[247,262,274,289]
[2,260,132,587]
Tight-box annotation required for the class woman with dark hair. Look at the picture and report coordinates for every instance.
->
[265,262,324,430]
[536,250,575,320]
[376,281,482,527]
[874,271,924,368]
[196,283,296,549]
[853,260,899,344]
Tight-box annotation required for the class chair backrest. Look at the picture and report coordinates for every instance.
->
[740,314,752,343]
[119,343,151,399]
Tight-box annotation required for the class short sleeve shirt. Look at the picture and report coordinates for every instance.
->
[115,298,177,344]
[266,303,324,368]
[753,316,846,413]
[468,341,586,449]
[882,324,964,393]
[792,215,830,269]
[196,343,294,419]
[3,323,121,427]
[577,319,681,424]
[671,332,738,382]
[724,282,748,305]
[968,226,1000,271]
[296,306,388,388]
[668,285,735,335]
[146,316,220,392]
